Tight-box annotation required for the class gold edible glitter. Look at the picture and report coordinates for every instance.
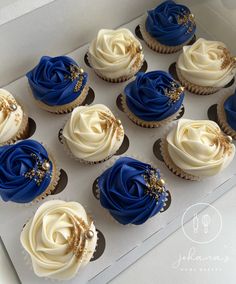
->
[144,169,166,201]
[164,82,184,103]
[67,216,93,259]
[217,46,236,70]
[177,12,195,34]
[68,65,85,92]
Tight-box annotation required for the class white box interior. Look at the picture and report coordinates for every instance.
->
[0,1,236,283]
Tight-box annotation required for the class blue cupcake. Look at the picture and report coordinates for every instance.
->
[97,157,170,225]
[217,89,236,140]
[140,0,196,53]
[122,70,185,127]
[27,56,89,113]
[0,140,59,203]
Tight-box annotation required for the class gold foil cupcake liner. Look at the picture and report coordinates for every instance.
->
[139,15,194,54]
[160,136,199,181]
[217,91,236,140]
[0,100,29,146]
[121,94,183,128]
[87,51,144,83]
[176,67,220,95]
[95,154,171,226]
[33,85,89,114]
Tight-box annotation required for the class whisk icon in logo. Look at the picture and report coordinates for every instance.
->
[182,203,222,244]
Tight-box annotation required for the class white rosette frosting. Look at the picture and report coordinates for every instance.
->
[177,38,236,88]
[88,28,144,80]
[0,89,25,144]
[62,104,124,163]
[20,200,97,280]
[166,119,235,177]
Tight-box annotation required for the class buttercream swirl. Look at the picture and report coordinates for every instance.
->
[0,89,24,144]
[224,89,236,131]
[88,28,144,80]
[62,104,124,162]
[166,119,235,177]
[0,140,54,203]
[177,38,236,87]
[98,157,168,225]
[26,56,88,106]
[146,0,196,46]
[20,200,97,280]
[124,71,184,121]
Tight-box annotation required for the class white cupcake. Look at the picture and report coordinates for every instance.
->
[88,28,144,82]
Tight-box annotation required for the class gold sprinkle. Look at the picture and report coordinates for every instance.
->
[165,82,184,103]
[99,111,124,141]
[0,97,18,116]
[177,12,196,34]
[144,169,166,201]
[217,46,236,70]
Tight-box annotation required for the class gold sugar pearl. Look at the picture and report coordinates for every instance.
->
[157,178,166,187]
[189,13,195,21]
[85,229,94,239]
[78,67,84,74]
[42,161,50,171]
[226,135,233,143]
[9,103,17,111]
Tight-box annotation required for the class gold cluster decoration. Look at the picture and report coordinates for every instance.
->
[143,169,166,201]
[177,12,195,34]
[211,130,233,155]
[69,65,85,93]
[217,46,236,70]
[67,216,94,260]
[0,96,18,115]
[24,153,52,186]
[126,41,143,71]
[164,81,184,104]
[99,111,124,141]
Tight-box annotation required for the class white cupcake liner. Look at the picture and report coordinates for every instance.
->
[121,93,184,128]
[176,67,220,95]
[217,90,236,140]
[87,51,144,83]
[95,154,171,227]
[139,15,195,54]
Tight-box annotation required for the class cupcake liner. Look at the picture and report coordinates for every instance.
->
[33,85,89,114]
[217,91,236,140]
[160,134,200,181]
[59,124,118,165]
[121,94,184,128]
[21,199,99,282]
[139,15,195,54]
[176,67,220,95]
[87,52,144,83]
[0,99,29,145]
[95,154,171,226]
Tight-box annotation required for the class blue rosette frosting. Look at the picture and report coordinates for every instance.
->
[146,0,196,46]
[26,56,88,107]
[224,90,236,131]
[124,71,185,122]
[97,157,169,225]
[0,140,55,203]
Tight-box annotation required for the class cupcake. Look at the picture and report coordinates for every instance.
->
[0,88,28,145]
[0,140,59,203]
[27,56,89,113]
[217,88,236,139]
[161,119,235,180]
[88,28,144,82]
[62,104,124,164]
[122,71,185,127]
[97,157,170,225]
[176,38,236,95]
[20,200,97,280]
[140,0,196,53]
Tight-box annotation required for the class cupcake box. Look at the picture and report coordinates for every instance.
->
[1,4,236,284]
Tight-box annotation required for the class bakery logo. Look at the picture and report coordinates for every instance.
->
[181,203,222,244]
